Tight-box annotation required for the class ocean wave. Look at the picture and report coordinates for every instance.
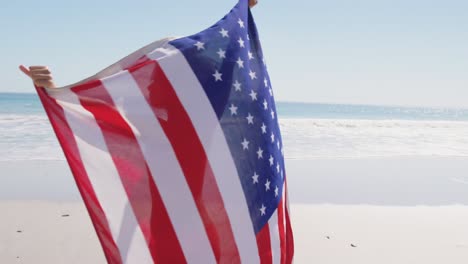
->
[0,114,65,161]
[2,114,468,161]
[279,118,468,159]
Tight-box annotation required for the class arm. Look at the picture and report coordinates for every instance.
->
[19,65,56,88]
[249,0,258,8]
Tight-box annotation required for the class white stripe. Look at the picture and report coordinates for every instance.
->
[285,182,292,221]
[101,71,217,264]
[150,44,260,263]
[284,181,294,264]
[49,90,153,264]
[269,210,281,264]
[51,38,176,90]
[282,187,287,233]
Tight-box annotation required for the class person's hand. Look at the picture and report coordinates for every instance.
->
[249,0,258,8]
[19,65,56,88]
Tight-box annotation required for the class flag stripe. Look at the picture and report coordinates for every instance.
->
[128,61,242,262]
[72,82,187,263]
[151,44,260,263]
[101,70,217,263]
[48,88,153,263]
[256,223,273,264]
[285,208,294,263]
[278,191,286,264]
[35,2,295,262]
[37,87,123,264]
[268,210,281,264]
[284,180,294,263]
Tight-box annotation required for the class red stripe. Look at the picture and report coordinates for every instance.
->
[71,81,186,263]
[129,61,242,263]
[256,223,273,264]
[36,87,123,264]
[277,196,286,264]
[284,180,294,264]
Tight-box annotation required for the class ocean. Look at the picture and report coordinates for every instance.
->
[1,92,468,161]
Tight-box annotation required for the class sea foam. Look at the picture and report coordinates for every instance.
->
[2,113,468,161]
[280,118,468,159]
[0,114,63,161]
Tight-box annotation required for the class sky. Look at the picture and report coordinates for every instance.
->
[1,0,467,108]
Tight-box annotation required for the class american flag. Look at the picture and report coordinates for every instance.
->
[35,0,294,263]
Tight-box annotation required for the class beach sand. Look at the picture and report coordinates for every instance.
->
[1,157,468,263]
[0,201,105,264]
[293,205,468,264]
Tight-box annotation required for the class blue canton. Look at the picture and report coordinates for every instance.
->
[170,0,285,234]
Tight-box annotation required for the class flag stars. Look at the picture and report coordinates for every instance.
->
[249,70,257,80]
[249,90,258,101]
[261,123,267,134]
[265,179,271,191]
[246,113,254,124]
[217,49,226,59]
[238,18,245,28]
[252,172,259,184]
[241,138,250,150]
[260,204,266,216]
[236,57,245,68]
[233,80,242,91]
[263,99,268,110]
[257,147,264,159]
[213,70,223,82]
[229,104,238,115]
[219,28,229,38]
[238,37,245,48]
[185,16,290,219]
[194,41,205,50]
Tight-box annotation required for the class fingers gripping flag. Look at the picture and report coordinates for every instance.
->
[35,0,294,263]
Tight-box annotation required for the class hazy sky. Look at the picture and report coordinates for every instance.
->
[1,0,467,108]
